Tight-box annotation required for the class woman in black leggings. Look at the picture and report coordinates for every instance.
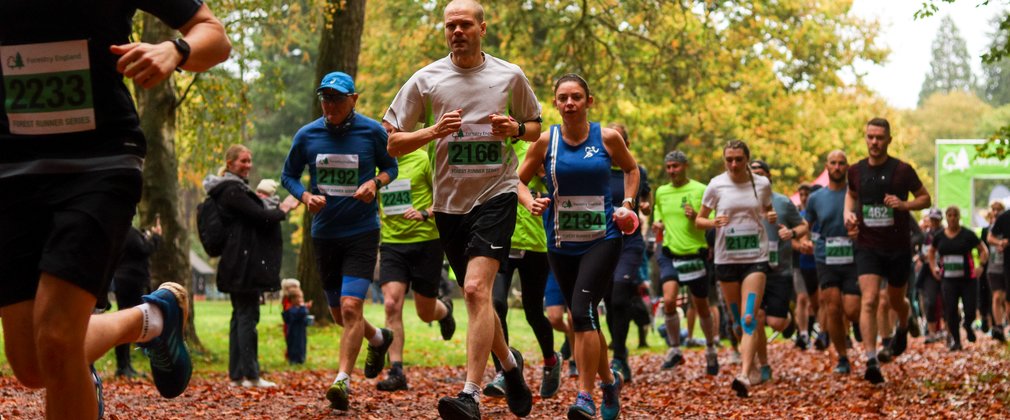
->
[928,205,989,351]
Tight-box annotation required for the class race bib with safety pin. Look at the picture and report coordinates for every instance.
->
[825,236,854,265]
[315,154,358,197]
[446,124,503,178]
[673,258,707,282]
[768,239,779,268]
[942,255,965,278]
[862,204,894,227]
[556,195,606,243]
[380,179,412,216]
[2,40,95,135]
[724,225,761,259]
[990,243,1004,274]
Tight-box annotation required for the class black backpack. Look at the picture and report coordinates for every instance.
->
[197,194,227,257]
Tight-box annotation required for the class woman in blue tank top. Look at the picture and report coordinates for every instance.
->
[517,74,640,420]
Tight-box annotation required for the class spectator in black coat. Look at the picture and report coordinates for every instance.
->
[112,220,162,378]
[202,144,299,388]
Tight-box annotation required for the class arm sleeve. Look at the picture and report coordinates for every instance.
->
[804,197,817,225]
[702,184,718,211]
[968,231,981,248]
[281,134,308,199]
[383,76,426,131]
[901,162,924,193]
[138,0,204,29]
[785,201,803,228]
[509,71,542,123]
[847,166,860,194]
[139,233,161,257]
[219,186,286,227]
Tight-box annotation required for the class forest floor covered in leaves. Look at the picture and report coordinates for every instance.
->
[2,338,1008,419]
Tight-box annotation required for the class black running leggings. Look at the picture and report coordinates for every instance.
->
[548,238,623,333]
[942,277,977,342]
[491,251,554,370]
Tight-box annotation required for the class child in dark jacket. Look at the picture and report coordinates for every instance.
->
[282,289,309,364]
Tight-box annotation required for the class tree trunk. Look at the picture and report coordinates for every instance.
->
[134,15,203,350]
[298,0,368,325]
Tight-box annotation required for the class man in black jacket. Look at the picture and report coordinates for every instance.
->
[112,221,163,378]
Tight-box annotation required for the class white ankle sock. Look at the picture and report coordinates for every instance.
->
[501,349,518,371]
[135,303,164,343]
[368,328,385,346]
[335,371,349,384]
[463,381,482,400]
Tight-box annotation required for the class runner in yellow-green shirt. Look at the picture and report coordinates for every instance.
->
[652,150,720,376]
[376,147,455,391]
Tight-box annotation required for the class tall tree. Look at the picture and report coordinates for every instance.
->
[296,0,368,325]
[919,15,977,105]
[916,1,1010,160]
[983,15,1010,106]
[134,15,203,348]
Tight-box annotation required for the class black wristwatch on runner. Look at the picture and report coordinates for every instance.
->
[171,38,190,72]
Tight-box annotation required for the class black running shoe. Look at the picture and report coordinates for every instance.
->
[814,332,830,351]
[438,296,456,341]
[864,359,884,384]
[966,327,977,343]
[891,325,909,356]
[795,335,809,350]
[877,347,893,364]
[993,327,1007,343]
[376,371,408,391]
[909,317,922,338]
[731,377,749,398]
[782,318,797,339]
[364,328,394,379]
[502,347,533,417]
[438,391,480,420]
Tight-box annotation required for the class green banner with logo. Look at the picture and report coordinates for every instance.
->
[935,139,1010,227]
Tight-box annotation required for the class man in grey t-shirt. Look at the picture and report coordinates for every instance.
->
[383,1,541,419]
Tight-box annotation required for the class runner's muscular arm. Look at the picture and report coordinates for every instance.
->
[902,186,932,212]
[602,128,639,210]
[111,4,230,89]
[387,109,462,157]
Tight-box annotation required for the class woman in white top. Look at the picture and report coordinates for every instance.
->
[695,140,775,398]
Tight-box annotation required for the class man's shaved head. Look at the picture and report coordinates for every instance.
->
[445,0,484,23]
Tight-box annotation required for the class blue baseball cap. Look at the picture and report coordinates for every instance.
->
[317,71,355,94]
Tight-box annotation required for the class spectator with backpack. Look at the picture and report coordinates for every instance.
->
[201,144,299,388]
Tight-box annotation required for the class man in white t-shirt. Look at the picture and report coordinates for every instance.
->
[382,1,541,419]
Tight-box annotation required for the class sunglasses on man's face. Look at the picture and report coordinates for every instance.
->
[318,93,352,103]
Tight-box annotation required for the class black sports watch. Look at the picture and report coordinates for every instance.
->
[171,38,191,72]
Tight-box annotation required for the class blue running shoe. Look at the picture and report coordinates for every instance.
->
[567,391,596,419]
[91,364,103,419]
[600,369,622,420]
[138,282,192,399]
[760,365,772,383]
